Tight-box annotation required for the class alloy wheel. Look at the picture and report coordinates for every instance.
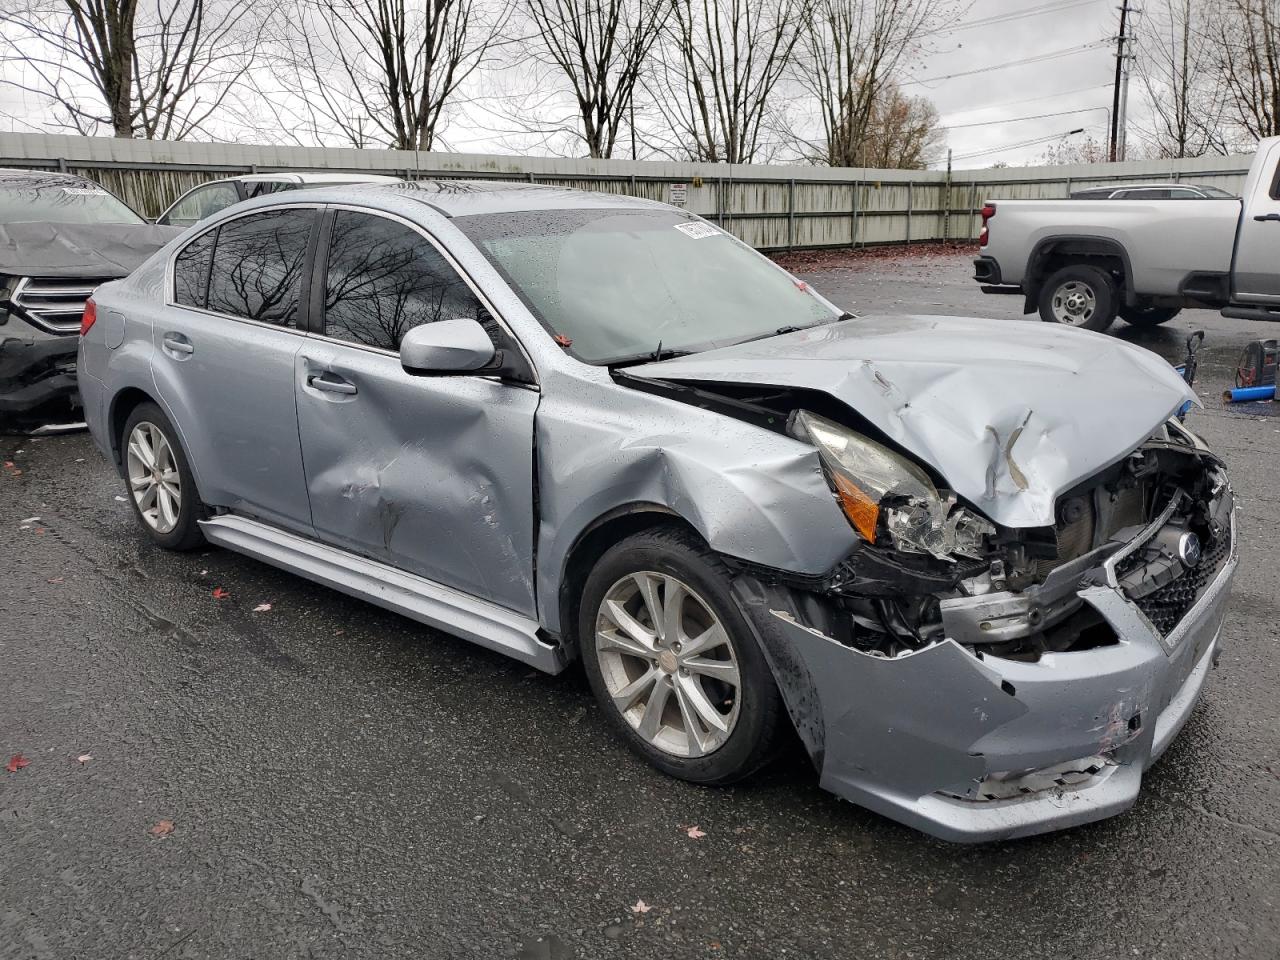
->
[126,421,182,534]
[594,572,741,758]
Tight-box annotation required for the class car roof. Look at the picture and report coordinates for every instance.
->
[238,172,402,185]
[314,179,668,218]
[0,168,101,188]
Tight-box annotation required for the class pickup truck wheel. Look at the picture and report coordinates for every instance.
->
[578,527,786,786]
[1119,304,1181,327]
[1039,265,1118,332]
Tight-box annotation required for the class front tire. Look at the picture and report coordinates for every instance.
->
[578,527,786,786]
[1038,264,1118,332]
[121,401,206,551]
[1119,303,1181,327]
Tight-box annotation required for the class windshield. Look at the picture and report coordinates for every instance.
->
[0,176,145,226]
[456,208,840,364]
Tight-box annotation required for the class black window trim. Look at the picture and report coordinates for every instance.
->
[164,202,324,335]
[306,202,539,385]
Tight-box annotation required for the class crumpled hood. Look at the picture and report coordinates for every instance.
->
[0,221,182,278]
[629,315,1196,529]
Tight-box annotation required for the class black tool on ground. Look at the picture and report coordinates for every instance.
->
[1175,331,1204,422]
[1235,338,1278,389]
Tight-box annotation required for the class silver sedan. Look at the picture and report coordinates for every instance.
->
[77,181,1236,841]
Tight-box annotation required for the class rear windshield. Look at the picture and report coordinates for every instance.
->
[1197,185,1237,199]
[0,176,145,225]
[456,208,839,365]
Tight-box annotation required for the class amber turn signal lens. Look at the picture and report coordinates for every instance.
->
[831,472,879,543]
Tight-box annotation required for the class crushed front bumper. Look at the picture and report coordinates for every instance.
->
[736,509,1238,843]
[0,322,79,416]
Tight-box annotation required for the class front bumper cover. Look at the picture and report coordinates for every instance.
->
[0,331,79,415]
[735,509,1237,843]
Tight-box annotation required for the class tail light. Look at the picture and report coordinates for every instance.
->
[979,203,996,247]
[80,298,97,336]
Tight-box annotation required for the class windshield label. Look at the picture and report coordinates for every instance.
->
[61,187,109,196]
[674,221,720,240]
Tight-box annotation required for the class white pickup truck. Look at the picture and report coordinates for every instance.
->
[973,136,1280,331]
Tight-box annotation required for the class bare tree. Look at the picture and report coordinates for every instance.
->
[0,0,262,138]
[853,82,940,168]
[647,0,814,164]
[1135,0,1228,157]
[1213,0,1280,142]
[791,0,946,167]
[270,0,507,150]
[516,0,669,158]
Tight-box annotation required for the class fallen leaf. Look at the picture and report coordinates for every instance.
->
[199,569,208,575]
[685,825,707,840]
[211,588,230,600]
[21,516,39,523]
[149,819,175,837]
[252,603,272,613]
[35,528,45,535]
[630,899,652,915]
[114,495,127,502]
[47,577,64,584]
[6,754,30,773]
[76,754,92,765]
[553,334,573,347]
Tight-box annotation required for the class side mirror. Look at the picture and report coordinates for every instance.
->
[400,318,496,375]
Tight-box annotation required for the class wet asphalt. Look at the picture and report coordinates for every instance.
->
[2,250,1278,960]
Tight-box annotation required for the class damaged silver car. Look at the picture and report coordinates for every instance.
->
[78,182,1237,841]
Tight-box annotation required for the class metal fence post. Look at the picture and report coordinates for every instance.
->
[850,179,858,248]
[906,181,913,245]
[787,178,796,250]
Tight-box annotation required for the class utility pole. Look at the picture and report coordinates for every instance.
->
[1109,0,1134,162]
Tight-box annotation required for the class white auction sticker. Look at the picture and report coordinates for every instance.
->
[61,187,109,196]
[674,221,720,240]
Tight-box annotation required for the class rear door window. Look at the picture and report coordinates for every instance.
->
[205,208,315,327]
[321,210,481,351]
[173,230,215,307]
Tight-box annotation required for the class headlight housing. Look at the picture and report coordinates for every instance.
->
[792,410,994,562]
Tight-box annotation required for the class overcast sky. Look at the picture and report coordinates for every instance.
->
[910,0,1121,168]
[0,0,1156,169]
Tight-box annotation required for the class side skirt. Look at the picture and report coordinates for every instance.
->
[199,514,567,674]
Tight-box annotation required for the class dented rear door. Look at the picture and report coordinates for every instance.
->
[295,208,539,616]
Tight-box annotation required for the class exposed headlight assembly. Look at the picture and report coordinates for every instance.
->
[792,410,995,562]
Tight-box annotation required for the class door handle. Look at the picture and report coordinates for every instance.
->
[1253,213,1280,222]
[162,333,194,355]
[307,373,357,396]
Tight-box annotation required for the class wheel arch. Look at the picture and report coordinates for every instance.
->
[556,504,706,658]
[107,386,158,469]
[1024,235,1136,310]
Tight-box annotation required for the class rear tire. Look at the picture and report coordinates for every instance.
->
[578,526,786,786]
[1119,303,1181,327]
[1038,265,1118,332]
[120,401,206,551]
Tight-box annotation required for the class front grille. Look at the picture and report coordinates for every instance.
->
[10,276,110,333]
[1133,529,1232,635]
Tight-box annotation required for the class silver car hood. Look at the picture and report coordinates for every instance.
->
[628,315,1195,529]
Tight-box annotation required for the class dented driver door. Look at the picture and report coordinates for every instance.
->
[294,208,539,617]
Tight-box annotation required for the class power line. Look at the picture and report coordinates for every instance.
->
[900,40,1110,87]
[930,125,1096,165]
[918,0,1100,38]
[940,106,1110,132]
[939,84,1113,121]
